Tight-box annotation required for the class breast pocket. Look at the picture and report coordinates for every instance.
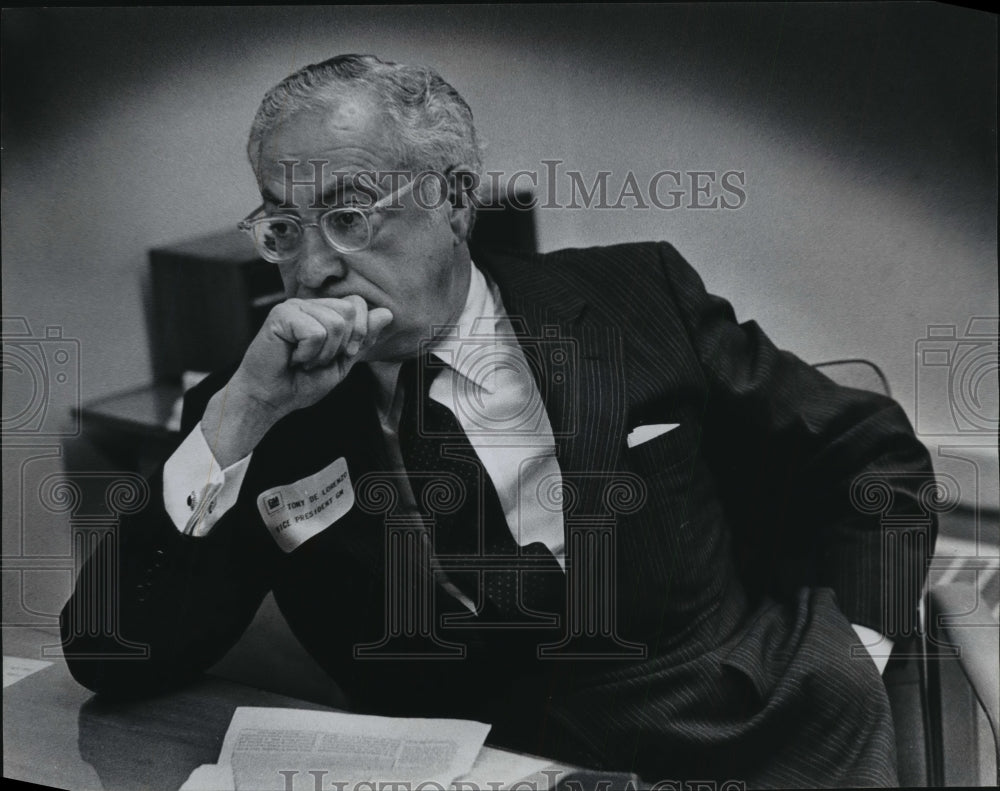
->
[626,421,701,479]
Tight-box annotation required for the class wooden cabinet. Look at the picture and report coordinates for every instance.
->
[149,229,283,381]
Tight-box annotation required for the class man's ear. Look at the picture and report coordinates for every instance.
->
[444,165,478,245]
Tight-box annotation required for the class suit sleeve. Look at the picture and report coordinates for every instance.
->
[60,372,282,696]
[656,242,936,640]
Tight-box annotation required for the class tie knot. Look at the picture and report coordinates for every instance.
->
[399,351,441,402]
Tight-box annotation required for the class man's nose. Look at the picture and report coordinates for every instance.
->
[295,226,347,294]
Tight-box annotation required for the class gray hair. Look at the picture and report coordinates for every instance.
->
[247,54,484,190]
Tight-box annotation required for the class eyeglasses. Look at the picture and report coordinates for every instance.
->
[238,178,416,264]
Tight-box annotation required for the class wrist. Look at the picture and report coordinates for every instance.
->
[200,376,283,467]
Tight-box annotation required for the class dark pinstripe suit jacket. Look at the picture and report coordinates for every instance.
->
[62,242,936,787]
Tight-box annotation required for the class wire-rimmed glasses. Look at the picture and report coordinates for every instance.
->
[238,177,416,264]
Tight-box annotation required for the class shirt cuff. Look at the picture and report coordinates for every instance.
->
[851,623,894,675]
[163,422,252,537]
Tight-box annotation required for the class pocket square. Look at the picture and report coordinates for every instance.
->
[627,423,680,448]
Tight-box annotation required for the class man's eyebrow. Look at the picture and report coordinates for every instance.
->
[261,175,370,210]
[320,177,354,206]
[260,187,283,206]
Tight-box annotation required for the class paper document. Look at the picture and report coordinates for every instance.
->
[3,655,52,687]
[182,706,491,791]
[452,746,553,789]
[181,747,559,791]
[181,764,236,791]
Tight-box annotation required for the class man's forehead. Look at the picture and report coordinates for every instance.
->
[258,97,395,182]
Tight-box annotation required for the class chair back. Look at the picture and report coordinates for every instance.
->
[814,358,892,397]
[813,358,947,785]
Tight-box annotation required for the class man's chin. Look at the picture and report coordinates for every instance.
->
[359,335,411,365]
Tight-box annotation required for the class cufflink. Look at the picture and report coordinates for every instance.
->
[183,482,223,536]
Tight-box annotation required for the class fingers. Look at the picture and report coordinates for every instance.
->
[269,298,350,368]
[360,307,394,355]
[342,295,368,357]
[269,297,391,370]
[293,298,361,368]
[268,303,321,365]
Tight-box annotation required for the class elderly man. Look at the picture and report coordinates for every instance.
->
[62,54,935,788]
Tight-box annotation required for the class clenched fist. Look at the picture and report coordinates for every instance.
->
[200,295,393,466]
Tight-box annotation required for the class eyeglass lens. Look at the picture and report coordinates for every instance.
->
[251,209,371,262]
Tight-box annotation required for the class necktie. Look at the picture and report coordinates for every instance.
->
[397,354,564,623]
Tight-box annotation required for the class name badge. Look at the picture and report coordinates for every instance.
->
[256,457,354,552]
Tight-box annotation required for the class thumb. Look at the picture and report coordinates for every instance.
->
[354,308,394,362]
[367,308,394,337]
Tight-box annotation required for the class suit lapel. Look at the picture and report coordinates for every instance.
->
[478,250,629,521]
